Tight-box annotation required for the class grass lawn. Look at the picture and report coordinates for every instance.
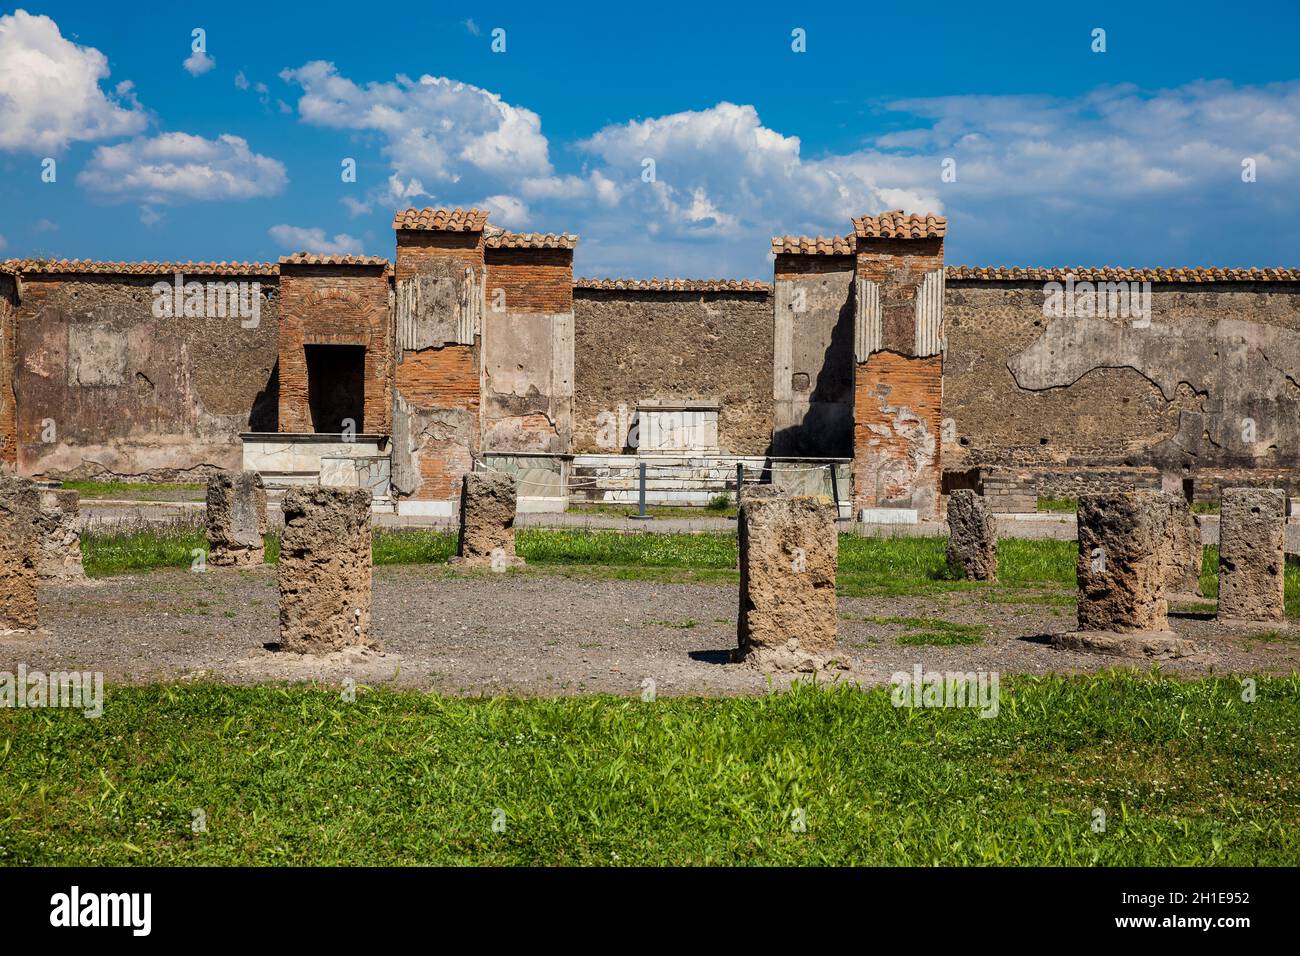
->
[1,674,1296,866]
[60,480,205,500]
[79,524,1300,617]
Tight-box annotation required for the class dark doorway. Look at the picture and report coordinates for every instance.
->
[305,344,365,433]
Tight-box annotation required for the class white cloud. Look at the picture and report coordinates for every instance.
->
[78,132,288,203]
[0,234,7,251]
[463,18,480,37]
[234,70,249,90]
[481,194,529,227]
[279,61,552,200]
[0,10,146,152]
[139,205,162,226]
[268,225,363,255]
[183,50,215,76]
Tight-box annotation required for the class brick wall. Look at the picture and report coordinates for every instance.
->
[485,248,573,313]
[852,351,943,517]
[277,263,392,434]
[392,229,484,505]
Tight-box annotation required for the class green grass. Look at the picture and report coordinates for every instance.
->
[861,616,986,646]
[1,675,1296,866]
[1036,496,1077,513]
[60,479,205,499]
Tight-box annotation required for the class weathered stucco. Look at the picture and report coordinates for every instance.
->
[13,275,278,480]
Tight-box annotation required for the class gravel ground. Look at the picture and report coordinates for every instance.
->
[3,565,1298,697]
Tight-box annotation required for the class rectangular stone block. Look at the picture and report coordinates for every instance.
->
[454,471,523,568]
[37,488,84,581]
[0,476,41,631]
[945,490,997,581]
[1218,488,1286,622]
[278,486,375,654]
[736,492,842,672]
[206,470,268,567]
[1076,492,1170,632]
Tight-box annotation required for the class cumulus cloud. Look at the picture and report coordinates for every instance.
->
[279,60,552,220]
[268,224,363,255]
[183,50,215,76]
[0,9,146,152]
[77,132,288,203]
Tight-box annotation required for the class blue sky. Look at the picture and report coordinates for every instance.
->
[1,0,1298,277]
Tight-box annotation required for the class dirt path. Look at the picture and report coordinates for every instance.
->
[2,565,1297,697]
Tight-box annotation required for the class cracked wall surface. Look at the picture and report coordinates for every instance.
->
[1,274,16,471]
[945,281,1300,495]
[572,289,774,454]
[13,275,279,480]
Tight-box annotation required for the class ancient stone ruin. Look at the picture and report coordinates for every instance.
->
[1162,493,1203,599]
[205,470,268,567]
[1217,487,1286,623]
[0,476,42,632]
[735,491,843,672]
[36,487,85,581]
[1053,491,1193,658]
[945,489,997,581]
[453,471,524,569]
[277,486,376,655]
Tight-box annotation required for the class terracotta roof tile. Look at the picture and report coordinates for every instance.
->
[771,235,854,255]
[485,229,579,250]
[278,253,390,268]
[852,210,947,240]
[574,278,772,293]
[1,259,277,276]
[391,207,489,231]
[946,266,1300,282]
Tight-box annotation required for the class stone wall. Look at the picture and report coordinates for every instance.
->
[0,273,16,471]
[944,279,1300,501]
[572,286,774,456]
[10,270,278,481]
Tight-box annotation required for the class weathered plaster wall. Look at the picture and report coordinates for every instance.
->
[0,274,16,471]
[482,248,573,453]
[772,255,855,457]
[13,274,278,480]
[277,263,392,434]
[572,289,774,455]
[943,281,1300,497]
[391,230,484,503]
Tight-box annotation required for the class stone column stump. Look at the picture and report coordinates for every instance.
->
[1162,493,1203,601]
[945,490,997,582]
[734,492,845,673]
[206,470,268,567]
[1217,488,1286,624]
[452,472,524,569]
[37,488,85,581]
[1051,491,1195,659]
[278,486,376,654]
[0,476,42,632]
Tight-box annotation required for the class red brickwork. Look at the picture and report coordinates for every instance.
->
[853,351,944,517]
[276,263,392,434]
[485,248,573,313]
[0,275,16,470]
[856,237,944,356]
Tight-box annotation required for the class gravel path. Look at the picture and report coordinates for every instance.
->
[2,565,1297,697]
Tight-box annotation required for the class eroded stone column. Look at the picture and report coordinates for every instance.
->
[1162,493,1203,599]
[945,490,997,581]
[1217,488,1286,623]
[37,488,85,581]
[453,472,524,569]
[735,492,844,672]
[206,470,268,567]
[1053,491,1193,658]
[278,486,375,654]
[0,476,41,631]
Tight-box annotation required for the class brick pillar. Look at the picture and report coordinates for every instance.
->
[850,211,946,520]
[391,208,488,516]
